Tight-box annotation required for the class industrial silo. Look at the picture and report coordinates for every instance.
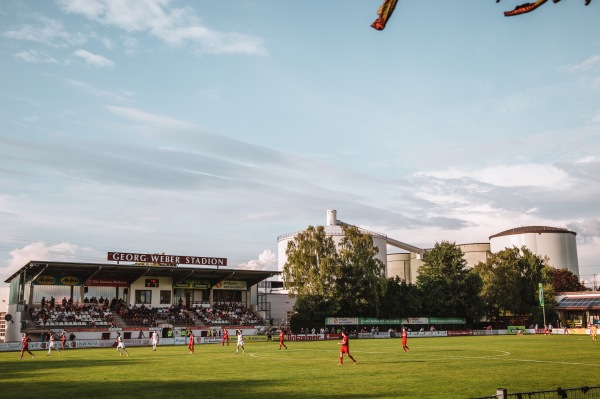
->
[489,226,579,276]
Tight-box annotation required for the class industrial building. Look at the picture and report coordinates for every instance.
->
[270,210,581,325]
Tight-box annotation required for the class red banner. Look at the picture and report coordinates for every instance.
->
[85,278,128,287]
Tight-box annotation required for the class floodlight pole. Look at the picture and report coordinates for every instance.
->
[539,283,547,328]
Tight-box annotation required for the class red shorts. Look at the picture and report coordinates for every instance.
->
[340,345,349,355]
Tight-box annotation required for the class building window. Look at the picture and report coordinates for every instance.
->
[135,290,152,304]
[160,290,171,304]
[213,290,242,303]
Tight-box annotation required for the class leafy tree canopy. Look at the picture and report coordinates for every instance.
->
[473,246,553,321]
[416,241,484,322]
[549,268,589,292]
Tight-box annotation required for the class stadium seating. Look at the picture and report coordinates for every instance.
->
[195,302,262,326]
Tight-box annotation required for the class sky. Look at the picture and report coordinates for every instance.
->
[1,1,599,286]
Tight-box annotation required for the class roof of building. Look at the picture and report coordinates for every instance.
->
[4,260,278,287]
[554,291,600,310]
[556,295,600,310]
[489,226,576,240]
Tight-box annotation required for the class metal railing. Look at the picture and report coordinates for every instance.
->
[472,386,600,399]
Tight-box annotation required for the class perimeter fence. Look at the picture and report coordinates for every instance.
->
[472,386,600,399]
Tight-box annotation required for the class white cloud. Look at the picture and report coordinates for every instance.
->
[562,55,600,74]
[122,36,140,56]
[57,0,267,55]
[1,242,99,282]
[3,15,86,48]
[575,156,600,164]
[417,163,570,188]
[62,78,133,102]
[105,105,195,128]
[14,50,59,64]
[236,249,278,271]
[73,49,114,68]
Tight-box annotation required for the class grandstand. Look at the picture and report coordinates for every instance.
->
[3,259,277,343]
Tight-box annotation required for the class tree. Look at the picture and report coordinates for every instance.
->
[289,295,335,333]
[283,225,339,300]
[336,225,387,317]
[473,246,554,324]
[283,224,390,323]
[416,241,484,323]
[380,276,422,319]
[549,268,589,292]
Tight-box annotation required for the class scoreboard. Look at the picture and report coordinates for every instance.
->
[145,278,159,287]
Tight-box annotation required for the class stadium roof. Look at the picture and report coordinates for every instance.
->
[4,260,279,287]
[489,226,576,240]
[556,295,600,311]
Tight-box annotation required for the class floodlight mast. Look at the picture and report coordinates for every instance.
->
[539,283,547,329]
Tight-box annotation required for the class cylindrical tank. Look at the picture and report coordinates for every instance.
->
[327,209,337,226]
[387,253,411,282]
[489,226,579,276]
[457,243,491,269]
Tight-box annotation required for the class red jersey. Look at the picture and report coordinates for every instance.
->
[279,331,285,342]
[188,333,194,347]
[224,331,229,339]
[340,334,349,354]
[22,336,31,349]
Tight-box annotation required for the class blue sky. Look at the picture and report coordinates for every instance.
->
[1,1,599,284]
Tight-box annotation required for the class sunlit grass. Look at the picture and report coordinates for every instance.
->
[1,335,598,398]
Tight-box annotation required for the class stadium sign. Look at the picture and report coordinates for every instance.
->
[173,280,211,289]
[86,278,129,287]
[359,318,403,325]
[33,275,82,286]
[428,317,465,324]
[325,317,358,325]
[404,317,428,325]
[213,280,247,290]
[107,252,227,267]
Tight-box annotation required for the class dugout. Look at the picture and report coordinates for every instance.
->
[3,260,278,342]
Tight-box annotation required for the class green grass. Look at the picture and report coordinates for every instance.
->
[1,335,599,399]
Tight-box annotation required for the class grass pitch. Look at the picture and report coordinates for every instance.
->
[1,335,599,399]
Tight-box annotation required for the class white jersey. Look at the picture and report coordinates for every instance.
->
[151,332,158,344]
[237,333,244,346]
[49,335,55,347]
[117,336,125,348]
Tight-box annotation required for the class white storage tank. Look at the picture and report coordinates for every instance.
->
[457,243,491,269]
[489,226,579,276]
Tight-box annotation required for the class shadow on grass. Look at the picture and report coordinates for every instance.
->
[0,378,393,399]
[1,356,395,398]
